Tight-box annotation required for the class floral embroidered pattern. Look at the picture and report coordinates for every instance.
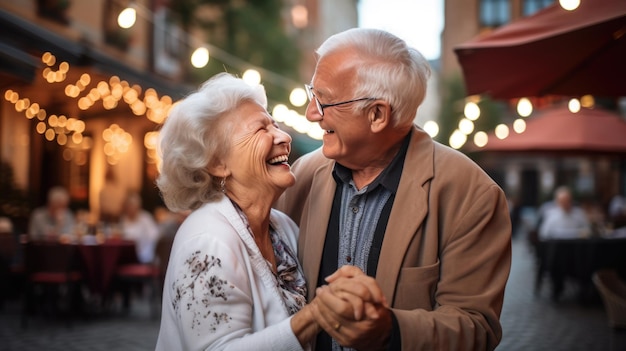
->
[270,227,307,315]
[172,250,234,334]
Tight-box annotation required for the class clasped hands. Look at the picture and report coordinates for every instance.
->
[309,266,393,350]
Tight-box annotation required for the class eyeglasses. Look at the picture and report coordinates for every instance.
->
[304,84,377,117]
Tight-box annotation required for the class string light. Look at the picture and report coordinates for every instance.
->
[568,98,581,113]
[559,0,580,11]
[495,124,510,139]
[242,69,261,86]
[190,47,209,68]
[449,130,467,149]
[423,120,439,138]
[516,98,533,117]
[464,101,480,121]
[473,131,488,148]
[289,88,307,107]
[115,3,305,109]
[458,118,475,135]
[513,118,527,133]
[110,3,322,143]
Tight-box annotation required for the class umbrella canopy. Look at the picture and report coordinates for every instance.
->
[454,0,626,99]
[467,106,626,155]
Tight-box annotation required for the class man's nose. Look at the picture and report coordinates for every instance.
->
[305,101,321,122]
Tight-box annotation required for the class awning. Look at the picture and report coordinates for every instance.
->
[454,0,626,99]
[466,106,626,156]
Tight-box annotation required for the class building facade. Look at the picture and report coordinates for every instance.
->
[440,0,626,217]
[0,0,352,232]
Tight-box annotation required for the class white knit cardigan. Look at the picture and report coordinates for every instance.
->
[155,196,307,351]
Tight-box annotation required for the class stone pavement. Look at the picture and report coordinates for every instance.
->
[498,236,626,351]
[1,236,625,351]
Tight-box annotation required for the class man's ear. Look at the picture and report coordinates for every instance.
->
[369,101,392,133]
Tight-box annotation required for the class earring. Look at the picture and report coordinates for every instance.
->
[220,177,226,193]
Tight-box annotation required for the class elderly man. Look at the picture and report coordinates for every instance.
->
[539,186,591,240]
[276,28,511,351]
[28,186,75,241]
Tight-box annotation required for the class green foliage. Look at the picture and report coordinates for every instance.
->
[474,96,507,134]
[436,74,466,145]
[168,0,301,106]
[436,74,507,149]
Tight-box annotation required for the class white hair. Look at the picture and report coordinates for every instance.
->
[316,28,431,127]
[156,73,268,212]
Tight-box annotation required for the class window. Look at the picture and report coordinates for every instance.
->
[479,0,511,28]
[36,0,70,25]
[522,0,555,16]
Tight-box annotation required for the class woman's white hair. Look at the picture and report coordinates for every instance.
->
[316,28,431,128]
[156,73,267,212]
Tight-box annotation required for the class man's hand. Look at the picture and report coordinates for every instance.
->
[309,266,393,351]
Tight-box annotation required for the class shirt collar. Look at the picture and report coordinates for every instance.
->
[332,130,412,194]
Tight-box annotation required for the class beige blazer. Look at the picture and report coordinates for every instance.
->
[276,125,512,350]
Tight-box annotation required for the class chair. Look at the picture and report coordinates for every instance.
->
[154,234,174,290]
[114,243,161,319]
[0,231,20,309]
[592,269,626,329]
[21,241,83,328]
[115,235,174,318]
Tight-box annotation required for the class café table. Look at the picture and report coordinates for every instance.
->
[535,236,626,303]
[76,238,138,300]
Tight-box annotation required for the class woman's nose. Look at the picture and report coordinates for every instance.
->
[272,127,292,145]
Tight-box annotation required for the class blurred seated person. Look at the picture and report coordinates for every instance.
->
[580,196,607,237]
[609,194,626,228]
[539,186,591,240]
[119,192,159,264]
[99,168,125,224]
[28,186,75,241]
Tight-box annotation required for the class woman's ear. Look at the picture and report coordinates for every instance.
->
[208,160,230,178]
[369,100,392,133]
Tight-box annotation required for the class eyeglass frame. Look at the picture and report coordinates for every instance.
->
[304,84,378,116]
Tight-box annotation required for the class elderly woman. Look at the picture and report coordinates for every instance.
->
[155,73,319,350]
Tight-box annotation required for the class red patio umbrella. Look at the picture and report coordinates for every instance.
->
[454,0,626,99]
[466,106,626,156]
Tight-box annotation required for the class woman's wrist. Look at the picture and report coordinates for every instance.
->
[290,304,320,347]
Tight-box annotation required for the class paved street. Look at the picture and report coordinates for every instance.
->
[1,236,625,351]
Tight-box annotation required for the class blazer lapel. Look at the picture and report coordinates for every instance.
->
[376,126,434,302]
[301,162,336,300]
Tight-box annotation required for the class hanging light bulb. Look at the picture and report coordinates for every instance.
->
[191,47,210,68]
[118,7,137,29]
[423,120,439,138]
[464,101,480,121]
[449,130,467,150]
[516,98,533,117]
[559,0,580,11]
[513,119,527,133]
[289,87,307,107]
[495,124,510,139]
[474,131,488,148]
[568,98,581,113]
[242,69,261,86]
[458,118,475,135]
